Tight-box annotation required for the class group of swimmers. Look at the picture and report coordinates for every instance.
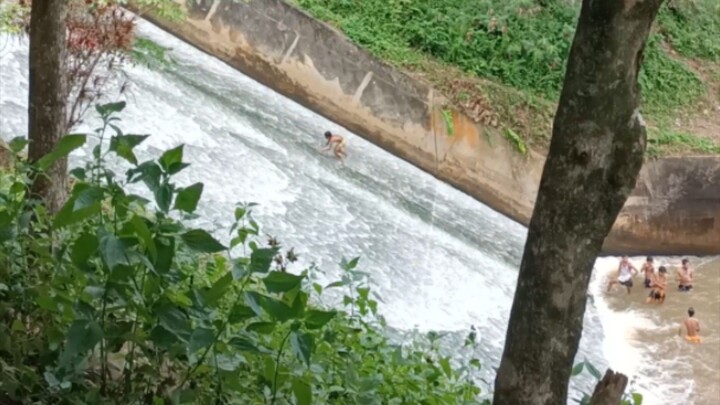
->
[606,256,701,343]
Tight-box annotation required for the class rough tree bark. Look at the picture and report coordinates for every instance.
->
[28,0,70,213]
[493,1,664,404]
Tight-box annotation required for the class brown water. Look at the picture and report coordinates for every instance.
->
[593,256,720,405]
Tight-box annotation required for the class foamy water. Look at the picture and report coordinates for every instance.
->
[1,21,717,404]
[591,257,720,405]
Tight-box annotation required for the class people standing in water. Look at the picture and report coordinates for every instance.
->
[606,256,639,294]
[642,256,655,289]
[676,258,693,292]
[646,266,668,304]
[679,307,701,344]
[320,131,347,162]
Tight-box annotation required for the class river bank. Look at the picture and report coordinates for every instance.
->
[134,0,720,255]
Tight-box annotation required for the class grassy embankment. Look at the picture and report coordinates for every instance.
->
[293,0,720,157]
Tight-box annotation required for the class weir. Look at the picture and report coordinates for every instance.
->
[134,0,720,256]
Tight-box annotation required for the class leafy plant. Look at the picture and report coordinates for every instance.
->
[0,103,483,403]
[294,0,717,154]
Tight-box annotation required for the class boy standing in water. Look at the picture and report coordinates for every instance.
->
[320,131,347,162]
[679,307,701,344]
[607,256,638,294]
[642,256,655,289]
[677,258,693,292]
[646,266,668,304]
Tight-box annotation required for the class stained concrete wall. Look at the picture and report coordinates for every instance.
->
[137,0,720,255]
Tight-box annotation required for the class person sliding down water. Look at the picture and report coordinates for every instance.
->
[320,131,347,162]
[679,307,701,344]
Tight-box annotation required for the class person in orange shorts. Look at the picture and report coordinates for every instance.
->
[678,307,701,344]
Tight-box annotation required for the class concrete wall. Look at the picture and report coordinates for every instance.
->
[137,0,720,255]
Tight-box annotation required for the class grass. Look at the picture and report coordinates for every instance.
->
[292,0,720,156]
[647,127,720,157]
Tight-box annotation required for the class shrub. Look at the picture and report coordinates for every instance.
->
[0,103,483,404]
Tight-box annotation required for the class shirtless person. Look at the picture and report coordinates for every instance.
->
[679,307,701,344]
[642,256,655,289]
[320,131,347,162]
[606,256,638,294]
[646,266,668,304]
[676,258,693,292]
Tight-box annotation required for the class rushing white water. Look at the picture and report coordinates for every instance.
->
[1,21,713,404]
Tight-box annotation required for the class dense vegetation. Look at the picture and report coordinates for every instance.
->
[293,0,720,155]
[0,103,491,403]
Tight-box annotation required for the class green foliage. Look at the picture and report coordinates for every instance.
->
[295,0,716,155]
[0,103,483,403]
[502,128,527,156]
[442,109,455,136]
[0,1,28,34]
[295,0,708,110]
[647,126,720,157]
[131,38,176,69]
[639,36,706,114]
[657,0,720,61]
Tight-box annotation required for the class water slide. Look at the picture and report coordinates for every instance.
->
[1,20,717,405]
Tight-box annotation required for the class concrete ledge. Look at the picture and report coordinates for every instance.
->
[136,0,720,255]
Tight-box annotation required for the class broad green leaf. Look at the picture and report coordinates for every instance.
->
[53,190,101,229]
[229,303,256,324]
[250,248,278,274]
[154,183,173,213]
[341,256,360,271]
[292,378,312,405]
[71,232,99,269]
[245,291,296,322]
[156,304,192,342]
[109,134,149,165]
[36,294,57,311]
[263,271,304,293]
[131,215,157,262]
[571,362,584,377]
[60,320,103,367]
[586,361,602,380]
[37,134,86,171]
[439,357,453,377]
[9,137,28,153]
[202,272,233,307]
[99,232,129,270]
[73,186,104,211]
[325,281,346,289]
[159,145,184,173]
[229,336,262,353]
[173,182,203,213]
[154,236,175,274]
[304,310,336,330]
[189,327,215,354]
[128,161,162,191]
[234,207,246,220]
[246,322,275,334]
[290,331,314,366]
[181,229,226,253]
[632,393,643,405]
[96,101,126,116]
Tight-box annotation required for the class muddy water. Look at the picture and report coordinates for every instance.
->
[595,257,720,405]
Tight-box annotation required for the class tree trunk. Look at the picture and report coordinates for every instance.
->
[589,369,629,405]
[28,0,70,213]
[493,1,664,404]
